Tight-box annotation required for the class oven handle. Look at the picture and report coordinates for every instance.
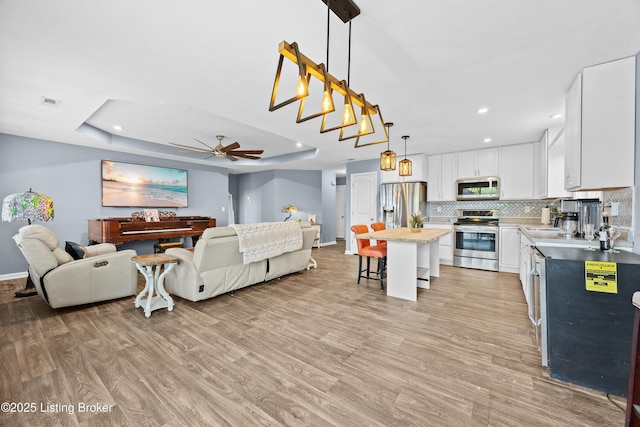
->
[454,226,498,233]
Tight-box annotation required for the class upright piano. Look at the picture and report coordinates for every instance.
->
[88,216,216,246]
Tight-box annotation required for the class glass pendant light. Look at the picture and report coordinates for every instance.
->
[380,122,396,171]
[399,135,412,176]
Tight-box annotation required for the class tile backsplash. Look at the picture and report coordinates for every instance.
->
[427,200,550,219]
[603,187,633,228]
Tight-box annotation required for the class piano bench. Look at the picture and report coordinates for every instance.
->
[154,241,183,253]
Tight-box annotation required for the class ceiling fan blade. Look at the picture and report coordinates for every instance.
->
[220,142,241,153]
[170,142,212,152]
[226,155,239,161]
[228,150,264,155]
[232,154,262,160]
[178,150,213,155]
[193,138,216,150]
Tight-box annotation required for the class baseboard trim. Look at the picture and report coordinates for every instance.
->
[0,271,28,281]
[319,241,337,247]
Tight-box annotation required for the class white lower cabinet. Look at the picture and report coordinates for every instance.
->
[499,226,520,273]
[427,223,453,265]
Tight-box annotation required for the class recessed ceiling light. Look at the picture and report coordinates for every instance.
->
[477,107,490,114]
[113,125,124,131]
[296,142,302,147]
[550,113,563,119]
[483,138,492,143]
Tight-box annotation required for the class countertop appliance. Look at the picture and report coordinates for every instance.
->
[539,246,640,396]
[379,181,427,228]
[456,177,499,201]
[554,198,601,237]
[453,209,499,271]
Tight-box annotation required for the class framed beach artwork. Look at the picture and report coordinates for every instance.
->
[101,160,188,208]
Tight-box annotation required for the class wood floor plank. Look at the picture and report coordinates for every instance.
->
[0,241,627,425]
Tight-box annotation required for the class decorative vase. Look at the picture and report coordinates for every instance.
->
[410,227,421,233]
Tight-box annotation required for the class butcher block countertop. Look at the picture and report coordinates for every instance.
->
[356,227,451,243]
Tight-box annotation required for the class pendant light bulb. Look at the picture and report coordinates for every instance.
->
[321,89,333,113]
[359,113,373,135]
[296,75,308,97]
[342,101,355,125]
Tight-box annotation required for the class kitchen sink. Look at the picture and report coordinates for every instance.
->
[525,227,561,232]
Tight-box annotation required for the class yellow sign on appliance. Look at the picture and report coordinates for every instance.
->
[585,261,617,294]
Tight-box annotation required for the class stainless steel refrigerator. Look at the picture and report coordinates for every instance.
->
[380,181,427,228]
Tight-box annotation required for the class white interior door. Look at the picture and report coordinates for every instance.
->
[349,172,377,253]
[336,185,346,239]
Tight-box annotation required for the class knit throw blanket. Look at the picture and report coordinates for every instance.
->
[230,222,303,264]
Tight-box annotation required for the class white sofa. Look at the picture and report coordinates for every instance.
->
[12,224,138,308]
[164,222,316,302]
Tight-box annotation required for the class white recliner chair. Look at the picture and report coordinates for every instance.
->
[12,224,138,308]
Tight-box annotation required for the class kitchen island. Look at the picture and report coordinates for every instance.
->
[539,246,640,396]
[356,227,451,301]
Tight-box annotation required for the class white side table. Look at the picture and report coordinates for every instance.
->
[132,254,178,318]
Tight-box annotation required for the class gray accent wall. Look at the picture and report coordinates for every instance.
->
[0,134,230,275]
[234,169,337,244]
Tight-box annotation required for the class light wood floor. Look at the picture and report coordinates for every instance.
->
[0,240,626,426]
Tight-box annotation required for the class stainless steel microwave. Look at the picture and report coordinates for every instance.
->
[456,177,500,200]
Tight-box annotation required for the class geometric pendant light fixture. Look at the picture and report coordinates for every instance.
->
[268,0,390,149]
[399,135,412,176]
[379,122,396,171]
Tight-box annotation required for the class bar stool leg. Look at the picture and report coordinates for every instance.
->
[378,257,385,290]
[357,255,363,284]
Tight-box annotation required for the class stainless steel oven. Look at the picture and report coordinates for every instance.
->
[453,209,499,271]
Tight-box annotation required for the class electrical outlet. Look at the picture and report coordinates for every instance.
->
[221,206,226,212]
[436,206,442,213]
[610,202,620,216]
[525,206,531,213]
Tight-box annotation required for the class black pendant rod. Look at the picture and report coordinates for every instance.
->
[347,19,351,86]
[326,0,330,71]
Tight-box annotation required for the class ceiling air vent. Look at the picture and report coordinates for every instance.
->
[39,96,61,108]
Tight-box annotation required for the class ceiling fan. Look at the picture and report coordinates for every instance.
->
[170,135,264,161]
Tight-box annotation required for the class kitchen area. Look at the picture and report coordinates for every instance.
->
[373,53,640,402]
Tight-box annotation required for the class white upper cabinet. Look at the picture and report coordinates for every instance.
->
[499,143,534,200]
[456,148,499,179]
[533,130,548,199]
[564,56,636,191]
[380,154,427,183]
[546,129,572,199]
[427,153,457,201]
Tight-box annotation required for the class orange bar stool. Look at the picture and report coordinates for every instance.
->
[370,222,387,247]
[351,225,387,290]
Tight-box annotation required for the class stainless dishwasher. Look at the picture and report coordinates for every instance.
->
[528,247,548,367]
